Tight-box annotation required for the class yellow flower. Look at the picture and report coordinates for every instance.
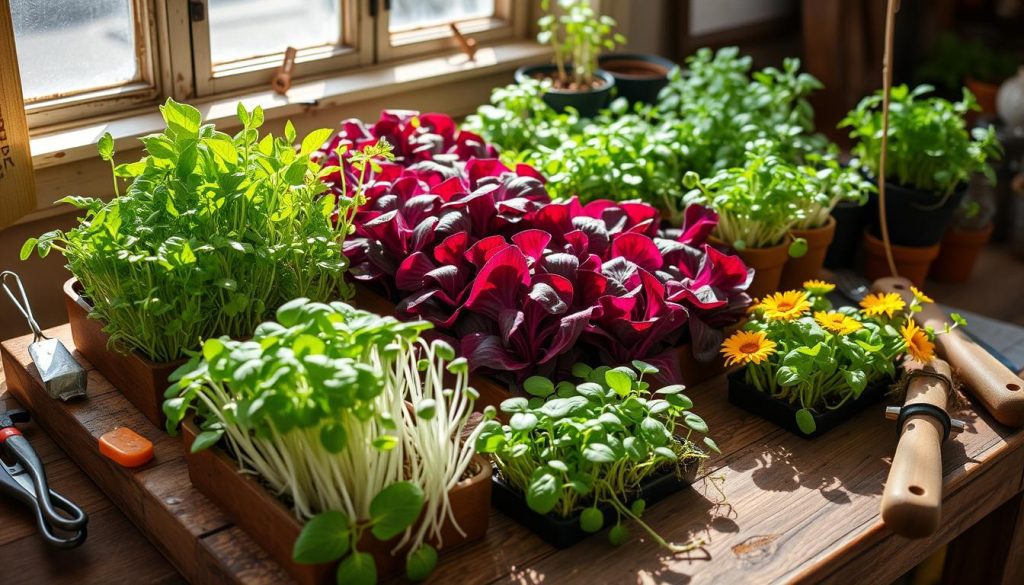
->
[860,292,906,319]
[901,320,935,363]
[814,311,863,335]
[803,280,835,295]
[759,291,811,321]
[721,330,777,366]
[910,286,934,304]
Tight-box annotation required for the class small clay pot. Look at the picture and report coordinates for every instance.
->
[779,216,837,291]
[710,237,790,300]
[862,230,941,287]
[598,53,676,105]
[966,77,1000,115]
[514,64,616,118]
[929,223,994,283]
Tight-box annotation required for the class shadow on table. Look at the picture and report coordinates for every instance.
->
[505,484,735,584]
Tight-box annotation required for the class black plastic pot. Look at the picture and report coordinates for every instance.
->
[597,53,676,105]
[514,64,616,118]
[824,200,870,269]
[727,369,892,439]
[492,462,697,549]
[867,181,967,247]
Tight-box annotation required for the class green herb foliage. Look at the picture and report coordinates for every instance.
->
[840,84,1002,199]
[167,299,479,584]
[22,99,360,362]
[475,362,716,552]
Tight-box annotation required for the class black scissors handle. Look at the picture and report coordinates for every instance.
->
[1,423,88,548]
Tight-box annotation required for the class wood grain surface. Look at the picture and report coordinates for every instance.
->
[2,320,1023,584]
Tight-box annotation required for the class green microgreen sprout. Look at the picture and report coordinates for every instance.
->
[475,361,717,553]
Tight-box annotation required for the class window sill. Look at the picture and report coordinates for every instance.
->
[30,41,548,171]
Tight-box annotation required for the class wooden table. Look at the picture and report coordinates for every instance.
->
[2,266,1024,583]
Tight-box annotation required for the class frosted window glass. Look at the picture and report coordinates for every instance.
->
[208,0,342,66]
[389,0,495,31]
[11,0,139,101]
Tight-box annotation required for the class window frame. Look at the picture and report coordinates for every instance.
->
[22,0,162,129]
[187,0,373,98]
[377,0,526,62]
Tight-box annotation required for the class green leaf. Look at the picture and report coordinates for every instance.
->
[336,551,376,585]
[406,544,438,582]
[372,434,399,451]
[788,237,808,258]
[509,412,538,432]
[369,481,424,540]
[320,424,348,453]
[98,132,115,161]
[580,507,604,533]
[605,369,633,396]
[526,468,562,514]
[284,120,297,144]
[583,442,616,463]
[639,417,671,446]
[523,376,555,397]
[655,384,686,395]
[236,102,250,126]
[160,98,202,139]
[683,412,709,434]
[795,408,817,435]
[950,312,967,327]
[631,360,659,375]
[415,399,436,421]
[293,511,350,564]
[19,238,38,261]
[301,128,334,155]
[205,136,238,165]
[703,436,721,454]
[190,430,223,453]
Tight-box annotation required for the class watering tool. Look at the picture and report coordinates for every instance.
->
[0,407,89,548]
[873,276,1024,427]
[881,359,963,538]
[1,271,87,401]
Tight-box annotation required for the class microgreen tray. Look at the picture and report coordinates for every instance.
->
[491,462,698,549]
[727,369,893,439]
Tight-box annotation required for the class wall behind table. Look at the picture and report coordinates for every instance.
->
[0,70,512,342]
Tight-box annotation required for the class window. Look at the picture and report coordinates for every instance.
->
[11,0,159,127]
[10,0,526,127]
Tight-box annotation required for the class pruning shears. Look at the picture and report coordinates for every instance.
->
[0,408,88,548]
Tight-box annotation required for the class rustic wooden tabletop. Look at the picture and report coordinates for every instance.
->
[2,247,1023,585]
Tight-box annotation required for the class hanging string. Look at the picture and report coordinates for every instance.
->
[878,0,900,277]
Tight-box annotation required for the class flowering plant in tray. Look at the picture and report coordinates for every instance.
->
[721,281,961,434]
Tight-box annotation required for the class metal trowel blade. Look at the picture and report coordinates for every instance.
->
[27,338,87,401]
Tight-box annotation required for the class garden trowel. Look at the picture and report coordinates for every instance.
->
[1,271,86,401]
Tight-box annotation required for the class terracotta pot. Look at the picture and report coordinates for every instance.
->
[861,231,941,287]
[182,418,491,584]
[63,278,184,427]
[966,77,999,115]
[779,216,837,291]
[711,237,790,300]
[929,223,994,283]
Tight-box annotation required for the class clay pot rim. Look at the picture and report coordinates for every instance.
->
[943,222,994,244]
[862,229,941,260]
[791,215,837,238]
[514,64,616,95]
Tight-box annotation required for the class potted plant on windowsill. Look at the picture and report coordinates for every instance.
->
[930,177,996,283]
[516,0,623,117]
[722,281,961,437]
[475,362,717,549]
[166,299,491,584]
[20,100,360,426]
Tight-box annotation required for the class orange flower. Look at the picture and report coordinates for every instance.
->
[814,311,862,335]
[721,330,777,366]
[860,292,906,319]
[901,320,935,363]
[758,291,811,321]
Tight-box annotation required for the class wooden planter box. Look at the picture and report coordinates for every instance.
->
[181,418,491,584]
[63,278,184,427]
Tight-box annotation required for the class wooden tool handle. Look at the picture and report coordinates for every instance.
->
[272,47,297,95]
[873,277,1024,427]
[880,359,950,538]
